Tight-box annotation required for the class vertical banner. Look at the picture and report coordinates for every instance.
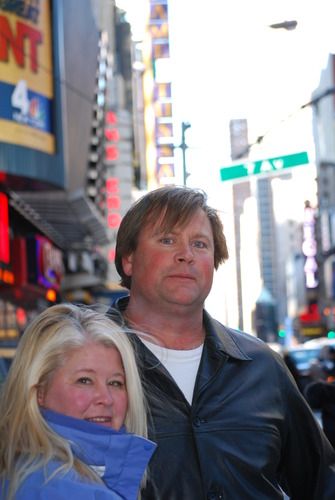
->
[0,1,54,153]
[145,0,175,188]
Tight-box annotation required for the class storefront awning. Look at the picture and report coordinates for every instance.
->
[8,189,110,250]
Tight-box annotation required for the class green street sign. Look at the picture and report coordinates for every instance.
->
[220,151,309,182]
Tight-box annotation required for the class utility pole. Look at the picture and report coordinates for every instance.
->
[180,121,191,186]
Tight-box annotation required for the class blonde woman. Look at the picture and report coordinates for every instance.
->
[0,303,156,499]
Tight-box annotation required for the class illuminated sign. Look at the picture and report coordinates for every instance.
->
[104,111,120,163]
[106,177,121,263]
[0,191,14,290]
[0,1,54,153]
[106,177,121,230]
[302,203,318,288]
[27,236,63,290]
[0,192,10,264]
[0,267,14,285]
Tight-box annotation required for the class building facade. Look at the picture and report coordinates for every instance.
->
[0,0,134,341]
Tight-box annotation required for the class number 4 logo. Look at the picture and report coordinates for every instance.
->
[11,80,30,115]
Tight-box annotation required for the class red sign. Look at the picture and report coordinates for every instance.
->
[0,15,42,72]
[106,177,121,261]
[104,111,119,164]
[0,192,10,264]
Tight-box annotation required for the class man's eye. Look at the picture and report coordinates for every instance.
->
[77,377,92,385]
[193,240,207,248]
[160,237,174,244]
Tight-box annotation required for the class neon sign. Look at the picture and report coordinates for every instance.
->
[302,203,318,288]
[0,192,10,264]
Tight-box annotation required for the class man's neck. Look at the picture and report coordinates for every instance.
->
[123,301,205,350]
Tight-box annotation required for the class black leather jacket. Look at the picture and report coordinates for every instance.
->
[109,298,335,500]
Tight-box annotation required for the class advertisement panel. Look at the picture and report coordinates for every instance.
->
[26,235,63,291]
[0,1,54,153]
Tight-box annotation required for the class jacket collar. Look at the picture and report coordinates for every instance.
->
[42,409,156,499]
[203,311,252,361]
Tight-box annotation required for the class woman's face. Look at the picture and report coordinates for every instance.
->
[38,342,128,430]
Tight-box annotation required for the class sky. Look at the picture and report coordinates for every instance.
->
[116,0,335,192]
[168,0,335,187]
[114,0,335,325]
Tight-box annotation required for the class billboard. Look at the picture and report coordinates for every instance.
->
[0,1,54,154]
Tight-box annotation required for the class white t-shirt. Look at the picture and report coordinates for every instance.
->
[141,339,204,404]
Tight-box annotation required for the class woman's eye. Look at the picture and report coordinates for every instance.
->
[77,377,92,385]
[108,380,124,388]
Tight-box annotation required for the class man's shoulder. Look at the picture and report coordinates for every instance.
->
[204,311,279,361]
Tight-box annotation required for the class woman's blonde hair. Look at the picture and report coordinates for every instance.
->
[0,303,148,498]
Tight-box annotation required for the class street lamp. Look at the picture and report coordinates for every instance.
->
[269,20,298,31]
[180,121,191,186]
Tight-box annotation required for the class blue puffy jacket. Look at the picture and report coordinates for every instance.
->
[2,409,156,499]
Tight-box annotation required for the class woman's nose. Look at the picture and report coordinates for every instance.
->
[95,384,114,405]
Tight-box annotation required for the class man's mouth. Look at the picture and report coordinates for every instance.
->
[169,273,195,280]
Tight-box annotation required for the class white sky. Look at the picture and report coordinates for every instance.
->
[116,0,333,324]
[168,0,335,182]
[117,0,335,188]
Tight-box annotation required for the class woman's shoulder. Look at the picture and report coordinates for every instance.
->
[12,463,123,499]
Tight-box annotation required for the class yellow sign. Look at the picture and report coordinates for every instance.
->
[301,326,324,337]
[0,1,54,153]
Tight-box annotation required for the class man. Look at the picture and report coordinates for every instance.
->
[108,186,335,499]
[305,346,335,449]
[305,377,335,449]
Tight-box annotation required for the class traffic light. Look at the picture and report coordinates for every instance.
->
[278,329,286,339]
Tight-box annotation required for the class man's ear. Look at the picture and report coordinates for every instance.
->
[122,254,133,277]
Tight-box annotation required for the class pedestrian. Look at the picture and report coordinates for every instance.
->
[0,303,156,500]
[304,346,335,449]
[305,378,335,448]
[108,185,335,499]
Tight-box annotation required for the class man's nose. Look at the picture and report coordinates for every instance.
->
[175,242,194,262]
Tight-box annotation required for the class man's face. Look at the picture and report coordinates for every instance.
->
[122,208,215,312]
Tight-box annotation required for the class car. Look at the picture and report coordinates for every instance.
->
[0,347,15,384]
[283,338,335,393]
[283,345,324,392]
[303,337,335,348]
